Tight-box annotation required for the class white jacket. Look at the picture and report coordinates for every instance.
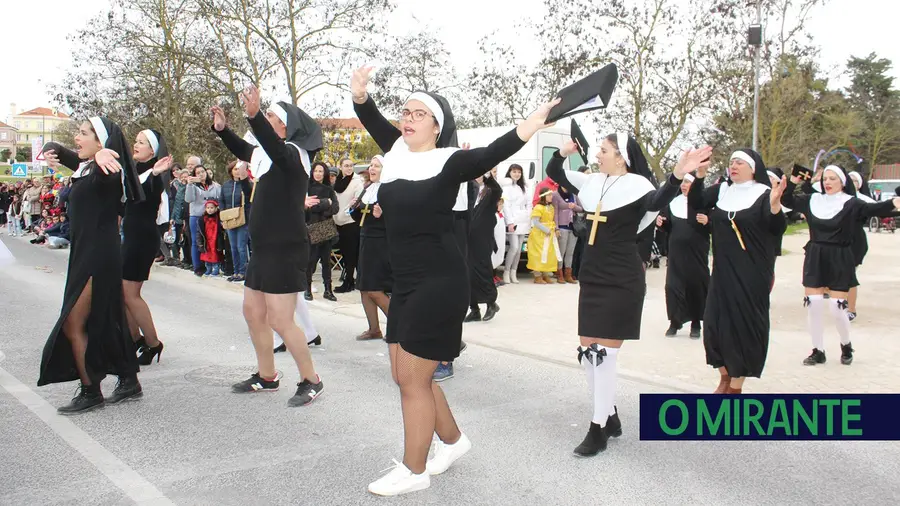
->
[501,178,532,235]
[333,173,365,226]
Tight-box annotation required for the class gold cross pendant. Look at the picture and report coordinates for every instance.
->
[586,201,608,246]
[360,204,371,226]
[730,218,747,251]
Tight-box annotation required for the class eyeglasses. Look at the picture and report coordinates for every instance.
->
[400,109,433,123]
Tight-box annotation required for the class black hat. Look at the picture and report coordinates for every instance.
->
[546,63,619,124]
[570,118,590,166]
[792,163,814,182]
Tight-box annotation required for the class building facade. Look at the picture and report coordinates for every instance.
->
[0,121,17,161]
[7,104,71,148]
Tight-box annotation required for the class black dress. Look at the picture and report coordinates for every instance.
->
[782,182,896,291]
[468,177,503,305]
[688,181,786,378]
[351,183,392,292]
[214,113,311,294]
[122,168,167,281]
[354,96,524,361]
[547,152,681,339]
[661,196,710,325]
[38,148,138,386]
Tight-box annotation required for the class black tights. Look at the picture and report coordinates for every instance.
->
[361,291,390,333]
[307,242,333,289]
[63,279,93,385]
[389,344,461,474]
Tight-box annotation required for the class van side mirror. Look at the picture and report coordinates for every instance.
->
[529,162,535,180]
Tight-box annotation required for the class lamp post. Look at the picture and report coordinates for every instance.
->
[749,2,762,151]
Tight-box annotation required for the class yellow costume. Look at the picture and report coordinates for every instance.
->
[526,203,559,272]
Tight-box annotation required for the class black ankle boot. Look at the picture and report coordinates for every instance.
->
[57,383,104,414]
[803,348,826,366]
[606,407,623,438]
[665,323,681,337]
[323,288,337,302]
[137,341,163,365]
[483,302,500,322]
[573,422,608,456]
[334,278,355,293]
[689,322,701,339]
[464,308,482,322]
[841,343,854,365]
[107,376,143,404]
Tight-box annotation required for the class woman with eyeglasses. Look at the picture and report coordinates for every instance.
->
[351,65,560,496]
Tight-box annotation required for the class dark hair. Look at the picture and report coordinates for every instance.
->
[193,165,213,186]
[578,165,590,173]
[311,162,330,186]
[505,163,526,193]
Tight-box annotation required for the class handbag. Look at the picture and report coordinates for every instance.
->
[308,219,338,245]
[572,212,589,238]
[220,186,246,230]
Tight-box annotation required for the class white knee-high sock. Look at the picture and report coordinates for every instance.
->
[294,298,318,342]
[580,349,595,397]
[590,347,619,427]
[830,298,852,345]
[806,295,826,350]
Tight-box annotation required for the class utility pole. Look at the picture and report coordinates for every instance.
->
[750,2,763,151]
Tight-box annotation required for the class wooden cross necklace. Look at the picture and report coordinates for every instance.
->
[587,173,624,246]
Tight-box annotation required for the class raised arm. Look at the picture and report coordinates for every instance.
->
[353,96,401,153]
[783,179,811,216]
[211,106,255,162]
[246,112,306,178]
[42,142,81,171]
[546,150,589,192]
[641,175,681,212]
[441,129,526,184]
[854,197,900,220]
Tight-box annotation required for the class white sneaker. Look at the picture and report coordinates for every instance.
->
[425,433,472,475]
[368,459,430,496]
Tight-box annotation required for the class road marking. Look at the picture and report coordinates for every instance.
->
[0,367,175,505]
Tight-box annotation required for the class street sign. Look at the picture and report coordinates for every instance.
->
[31,137,43,165]
[11,163,27,177]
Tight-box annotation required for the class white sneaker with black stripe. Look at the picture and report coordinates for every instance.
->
[288,376,323,407]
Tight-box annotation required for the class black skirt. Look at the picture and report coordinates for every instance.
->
[244,245,307,294]
[802,242,858,292]
[357,235,392,292]
[121,214,159,282]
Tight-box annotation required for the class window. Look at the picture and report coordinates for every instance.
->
[541,147,556,181]
[14,122,20,129]
[25,134,29,141]
[0,132,6,140]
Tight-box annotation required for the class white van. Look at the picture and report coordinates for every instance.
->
[868,179,900,200]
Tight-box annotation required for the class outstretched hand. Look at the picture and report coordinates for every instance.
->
[559,140,579,158]
[770,176,787,213]
[674,147,713,179]
[44,150,61,169]
[211,106,227,131]
[240,85,261,118]
[152,155,173,175]
[517,97,562,142]
[94,148,122,175]
[352,66,374,104]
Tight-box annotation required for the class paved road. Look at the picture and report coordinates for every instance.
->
[1,235,899,505]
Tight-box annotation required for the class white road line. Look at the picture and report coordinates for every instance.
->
[0,367,175,506]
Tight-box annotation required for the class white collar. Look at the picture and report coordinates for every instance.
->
[857,193,876,204]
[71,162,91,179]
[809,191,853,220]
[139,168,153,184]
[669,194,688,219]
[453,183,468,211]
[716,180,768,212]
[576,172,657,233]
[250,142,310,181]
[380,137,459,185]
[361,182,381,204]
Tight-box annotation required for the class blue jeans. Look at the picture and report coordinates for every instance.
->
[189,216,202,272]
[205,262,220,276]
[227,225,249,276]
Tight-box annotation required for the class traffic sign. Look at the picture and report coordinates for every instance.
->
[31,138,43,165]
[11,163,27,177]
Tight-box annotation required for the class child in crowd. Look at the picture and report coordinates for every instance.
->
[7,195,23,236]
[197,200,224,276]
[527,188,559,284]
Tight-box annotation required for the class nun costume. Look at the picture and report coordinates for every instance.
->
[38,117,146,413]
[688,149,786,393]
[353,82,550,496]
[782,165,900,367]
[546,133,690,457]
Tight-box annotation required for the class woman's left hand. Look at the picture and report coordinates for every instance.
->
[95,149,122,175]
[673,146,713,180]
[770,177,787,213]
[241,84,261,118]
[517,97,563,141]
[373,203,383,218]
[696,213,709,225]
[152,155,173,175]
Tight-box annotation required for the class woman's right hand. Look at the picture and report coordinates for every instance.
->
[558,140,578,158]
[43,150,61,169]
[351,66,374,104]
[305,196,320,209]
[211,106,227,131]
[656,215,665,227]
[507,224,515,233]
[373,203,383,218]
[95,149,122,175]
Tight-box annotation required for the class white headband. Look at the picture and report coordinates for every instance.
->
[823,165,847,186]
[267,102,288,127]
[141,129,159,157]
[407,92,444,135]
[616,133,631,168]
[730,151,756,173]
[848,171,862,185]
[766,170,780,182]
[89,117,109,147]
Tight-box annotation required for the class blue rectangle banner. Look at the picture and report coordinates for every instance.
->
[639,394,900,441]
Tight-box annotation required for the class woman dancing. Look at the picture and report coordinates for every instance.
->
[39,117,146,413]
[352,65,560,495]
[548,135,709,456]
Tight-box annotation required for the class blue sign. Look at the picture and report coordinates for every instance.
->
[47,167,55,175]
[11,163,27,177]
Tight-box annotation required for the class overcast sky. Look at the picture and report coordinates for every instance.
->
[3,0,897,128]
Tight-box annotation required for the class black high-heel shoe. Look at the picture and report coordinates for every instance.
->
[134,336,146,352]
[138,342,164,365]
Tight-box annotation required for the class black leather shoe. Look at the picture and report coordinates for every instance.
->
[334,280,355,293]
[463,309,482,323]
[574,422,609,456]
[304,291,313,301]
[606,407,623,438]
[137,342,164,365]
[107,376,143,404]
[482,303,499,322]
[323,289,337,302]
[57,384,104,414]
